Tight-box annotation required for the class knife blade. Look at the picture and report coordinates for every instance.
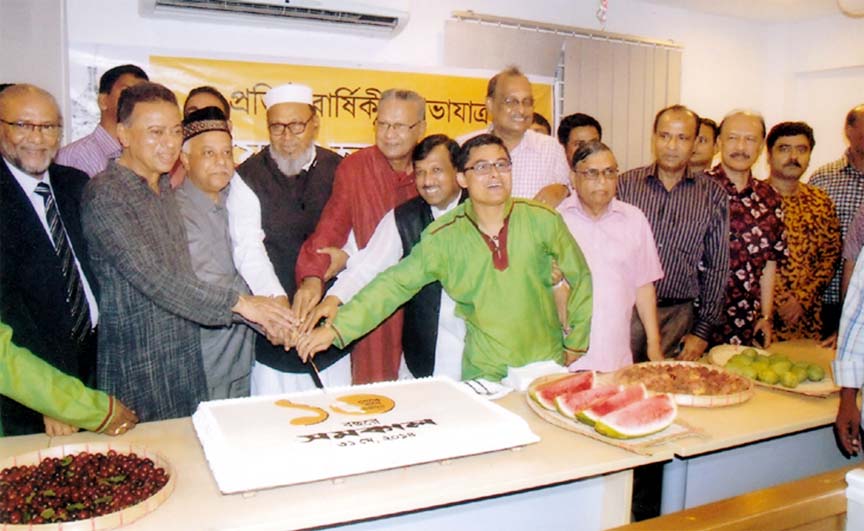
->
[309,358,325,390]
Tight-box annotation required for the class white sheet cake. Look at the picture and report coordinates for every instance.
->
[192,377,539,493]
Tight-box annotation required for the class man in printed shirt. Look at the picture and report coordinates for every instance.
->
[175,107,256,399]
[458,67,570,206]
[618,105,729,361]
[296,134,593,382]
[57,64,148,177]
[707,110,787,347]
[557,140,663,372]
[765,121,840,340]
[292,89,427,384]
[811,104,864,339]
[304,135,467,380]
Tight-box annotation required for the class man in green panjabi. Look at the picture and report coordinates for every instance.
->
[297,134,592,381]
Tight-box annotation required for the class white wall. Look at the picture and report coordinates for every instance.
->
[64,0,864,175]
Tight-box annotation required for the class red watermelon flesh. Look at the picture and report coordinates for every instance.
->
[577,384,646,426]
[594,394,678,439]
[529,371,594,410]
[554,384,622,419]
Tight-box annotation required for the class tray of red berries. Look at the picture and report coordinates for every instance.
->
[0,442,174,529]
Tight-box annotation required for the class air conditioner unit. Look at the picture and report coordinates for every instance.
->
[139,0,409,36]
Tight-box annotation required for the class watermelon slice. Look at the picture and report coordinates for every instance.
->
[529,371,594,411]
[577,384,646,426]
[554,384,622,419]
[594,394,678,439]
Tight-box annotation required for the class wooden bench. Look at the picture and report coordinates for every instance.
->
[608,464,861,531]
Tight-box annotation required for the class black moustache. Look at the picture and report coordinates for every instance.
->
[785,161,802,168]
[731,153,750,158]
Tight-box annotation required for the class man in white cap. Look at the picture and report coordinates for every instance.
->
[229,83,351,394]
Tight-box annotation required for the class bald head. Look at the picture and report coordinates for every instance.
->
[0,84,63,177]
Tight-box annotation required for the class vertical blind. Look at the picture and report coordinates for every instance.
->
[444,17,682,171]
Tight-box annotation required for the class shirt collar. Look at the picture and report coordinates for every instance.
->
[559,192,623,219]
[646,162,699,183]
[486,125,539,155]
[93,125,122,156]
[4,157,50,195]
[431,192,462,220]
[465,196,514,226]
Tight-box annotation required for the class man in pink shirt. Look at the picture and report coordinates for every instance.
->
[557,140,664,371]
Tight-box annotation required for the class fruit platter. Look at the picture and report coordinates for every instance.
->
[526,371,703,455]
[708,345,839,397]
[614,361,754,407]
[0,442,174,530]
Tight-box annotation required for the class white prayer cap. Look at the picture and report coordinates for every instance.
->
[264,83,313,108]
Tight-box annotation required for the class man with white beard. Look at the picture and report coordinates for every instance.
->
[230,83,351,393]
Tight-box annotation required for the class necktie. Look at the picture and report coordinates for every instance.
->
[34,181,92,342]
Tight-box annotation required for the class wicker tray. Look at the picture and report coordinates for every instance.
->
[0,442,175,530]
[526,374,706,455]
[708,344,839,398]
[613,361,754,407]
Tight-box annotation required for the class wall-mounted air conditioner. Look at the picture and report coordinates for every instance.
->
[139,0,409,36]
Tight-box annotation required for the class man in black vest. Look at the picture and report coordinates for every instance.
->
[0,84,100,435]
[229,83,350,393]
[304,135,466,379]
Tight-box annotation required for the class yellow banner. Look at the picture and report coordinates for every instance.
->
[149,56,552,153]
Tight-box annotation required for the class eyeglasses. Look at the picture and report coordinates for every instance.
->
[575,167,619,182]
[501,96,534,110]
[268,114,314,136]
[0,119,63,137]
[374,120,422,134]
[464,159,512,176]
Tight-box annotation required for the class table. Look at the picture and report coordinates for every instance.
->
[0,392,667,530]
[660,339,862,513]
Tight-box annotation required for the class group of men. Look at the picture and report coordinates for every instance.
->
[3,62,864,439]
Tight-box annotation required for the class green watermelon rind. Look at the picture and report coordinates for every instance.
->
[593,395,678,440]
[529,372,594,411]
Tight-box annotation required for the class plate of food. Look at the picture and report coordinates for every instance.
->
[525,372,701,455]
[613,360,754,407]
[0,442,173,529]
[708,344,838,397]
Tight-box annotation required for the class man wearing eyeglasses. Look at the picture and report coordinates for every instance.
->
[230,83,351,394]
[458,66,570,206]
[0,84,100,435]
[297,134,593,382]
[556,140,663,371]
[293,89,427,384]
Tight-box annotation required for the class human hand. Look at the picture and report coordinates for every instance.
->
[296,326,338,362]
[754,317,772,348]
[300,295,341,335]
[836,388,862,456]
[292,277,324,323]
[777,296,804,326]
[319,247,349,282]
[550,259,563,285]
[533,183,569,208]
[103,399,139,436]
[646,339,664,362]
[44,415,79,437]
[821,333,838,349]
[234,295,297,340]
[677,334,708,361]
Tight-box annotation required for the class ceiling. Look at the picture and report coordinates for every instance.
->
[639,0,844,21]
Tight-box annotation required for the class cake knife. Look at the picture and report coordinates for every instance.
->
[308,358,325,390]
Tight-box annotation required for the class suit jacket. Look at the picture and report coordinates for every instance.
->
[0,158,98,435]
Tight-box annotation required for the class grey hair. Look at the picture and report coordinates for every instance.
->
[379,89,426,121]
[570,140,613,169]
[0,83,61,121]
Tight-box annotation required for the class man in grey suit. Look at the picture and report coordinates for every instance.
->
[82,82,294,421]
